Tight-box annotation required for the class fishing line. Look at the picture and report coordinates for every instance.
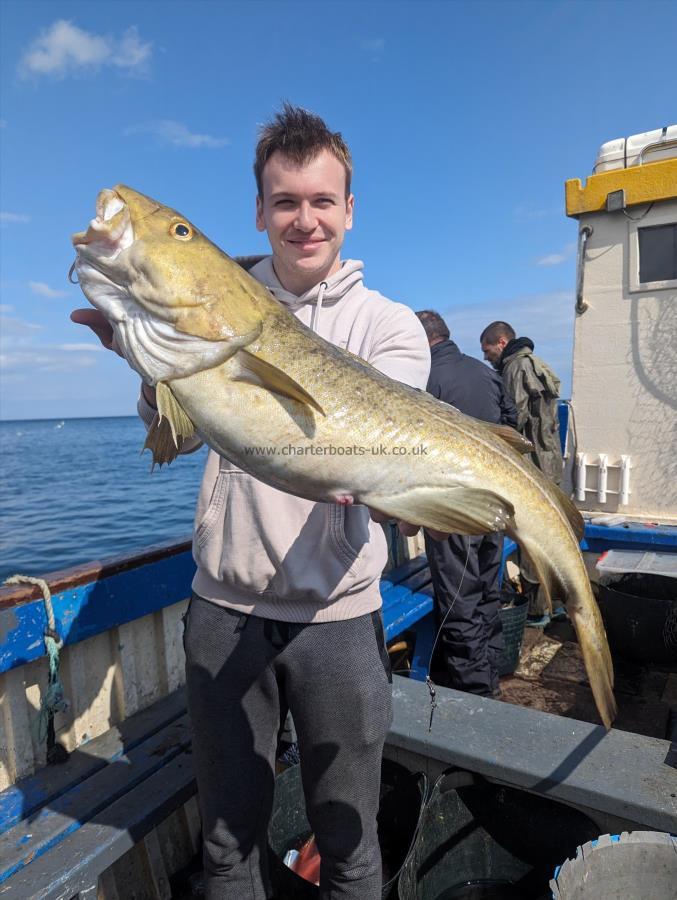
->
[423,540,471,732]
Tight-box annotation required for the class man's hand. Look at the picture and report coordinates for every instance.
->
[70,308,157,409]
[368,508,449,542]
[70,308,122,356]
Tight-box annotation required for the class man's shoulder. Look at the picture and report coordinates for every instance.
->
[348,285,423,334]
[455,351,500,386]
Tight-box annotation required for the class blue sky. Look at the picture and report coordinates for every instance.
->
[1,0,675,420]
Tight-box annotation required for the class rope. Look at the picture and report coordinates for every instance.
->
[4,575,69,752]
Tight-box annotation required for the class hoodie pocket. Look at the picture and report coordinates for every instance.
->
[193,465,387,602]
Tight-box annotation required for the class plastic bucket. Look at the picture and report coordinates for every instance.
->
[597,574,677,666]
[268,759,427,899]
[398,771,599,900]
[497,592,529,676]
[550,831,677,898]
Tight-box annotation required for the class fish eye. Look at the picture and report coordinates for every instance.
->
[171,222,193,240]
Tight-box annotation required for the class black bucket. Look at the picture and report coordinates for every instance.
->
[268,759,427,899]
[398,771,600,900]
[597,574,677,666]
[497,592,529,676]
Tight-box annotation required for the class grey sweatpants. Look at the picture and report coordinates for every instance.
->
[184,594,393,900]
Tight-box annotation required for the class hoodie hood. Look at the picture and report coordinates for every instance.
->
[249,257,365,309]
[499,336,534,371]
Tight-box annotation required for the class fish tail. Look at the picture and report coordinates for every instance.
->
[572,609,617,730]
[519,540,616,729]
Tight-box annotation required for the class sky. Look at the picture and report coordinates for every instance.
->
[1,0,675,420]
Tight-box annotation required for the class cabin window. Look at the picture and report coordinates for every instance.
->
[638,223,677,283]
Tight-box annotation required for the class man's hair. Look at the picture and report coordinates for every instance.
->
[416,310,450,343]
[254,102,353,198]
[480,321,515,344]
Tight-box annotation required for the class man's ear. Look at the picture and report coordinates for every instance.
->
[345,193,354,231]
[255,195,266,232]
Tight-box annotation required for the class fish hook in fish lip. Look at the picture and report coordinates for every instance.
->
[68,260,79,284]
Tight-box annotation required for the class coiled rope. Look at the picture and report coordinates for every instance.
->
[4,575,69,757]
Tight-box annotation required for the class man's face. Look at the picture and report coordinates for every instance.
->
[256,149,354,295]
[481,338,506,369]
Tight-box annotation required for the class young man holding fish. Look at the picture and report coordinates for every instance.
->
[72,104,431,899]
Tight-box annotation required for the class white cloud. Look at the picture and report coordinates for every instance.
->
[0,212,31,224]
[126,119,230,149]
[0,348,97,372]
[513,203,559,223]
[537,253,567,266]
[0,315,104,375]
[358,37,385,62]
[0,304,14,314]
[19,21,151,78]
[29,281,68,298]
[0,314,43,336]
[360,37,385,53]
[58,343,104,352]
[535,242,576,267]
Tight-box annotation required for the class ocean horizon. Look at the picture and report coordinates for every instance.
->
[0,415,208,582]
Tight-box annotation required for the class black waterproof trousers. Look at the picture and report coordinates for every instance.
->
[424,532,504,696]
[184,594,393,900]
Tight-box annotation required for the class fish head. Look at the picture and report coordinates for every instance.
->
[72,185,263,384]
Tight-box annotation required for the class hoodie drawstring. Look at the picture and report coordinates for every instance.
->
[310,281,328,334]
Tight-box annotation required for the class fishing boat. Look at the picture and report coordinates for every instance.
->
[1,127,675,898]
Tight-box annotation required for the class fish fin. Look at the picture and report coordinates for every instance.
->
[517,541,616,728]
[142,383,195,467]
[238,351,325,416]
[483,423,534,454]
[365,484,515,535]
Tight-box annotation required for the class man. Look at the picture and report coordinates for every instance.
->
[480,321,565,624]
[415,310,517,697]
[480,321,563,485]
[72,104,430,900]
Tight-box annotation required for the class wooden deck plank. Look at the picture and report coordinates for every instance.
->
[0,688,186,835]
[0,714,191,883]
[0,750,195,899]
[0,716,191,883]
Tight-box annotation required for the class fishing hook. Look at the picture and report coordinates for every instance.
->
[67,261,79,284]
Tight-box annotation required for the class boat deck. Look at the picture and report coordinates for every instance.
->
[499,620,675,741]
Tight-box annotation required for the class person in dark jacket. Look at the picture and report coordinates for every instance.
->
[415,310,517,696]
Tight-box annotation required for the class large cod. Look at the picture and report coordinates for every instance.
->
[72,185,616,729]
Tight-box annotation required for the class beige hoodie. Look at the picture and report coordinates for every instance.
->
[138,257,430,622]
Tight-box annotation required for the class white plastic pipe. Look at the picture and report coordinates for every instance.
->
[620,455,632,506]
[597,453,608,503]
[575,453,587,502]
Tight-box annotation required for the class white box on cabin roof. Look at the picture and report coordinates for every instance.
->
[593,125,677,173]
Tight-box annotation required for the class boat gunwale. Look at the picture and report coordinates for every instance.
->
[0,535,192,610]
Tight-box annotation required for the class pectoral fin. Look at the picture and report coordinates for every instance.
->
[143,382,196,467]
[238,351,325,416]
[365,484,515,536]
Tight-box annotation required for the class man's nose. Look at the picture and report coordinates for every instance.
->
[294,202,317,231]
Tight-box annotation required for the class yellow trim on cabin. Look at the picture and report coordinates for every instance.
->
[565,158,677,217]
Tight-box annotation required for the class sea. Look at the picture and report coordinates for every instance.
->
[0,416,209,583]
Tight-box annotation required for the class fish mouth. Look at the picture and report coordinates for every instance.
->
[72,188,134,258]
